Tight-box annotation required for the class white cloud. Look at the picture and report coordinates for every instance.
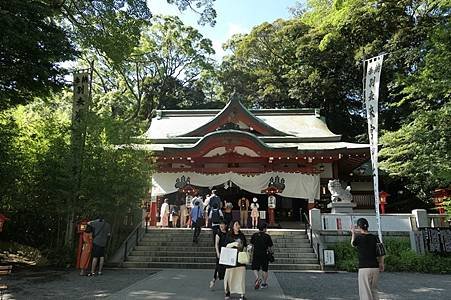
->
[227,23,247,37]
[212,39,226,60]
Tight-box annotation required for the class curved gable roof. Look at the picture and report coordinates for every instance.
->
[163,130,298,156]
[179,95,290,137]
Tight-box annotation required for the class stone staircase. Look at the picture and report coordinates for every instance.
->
[122,228,320,270]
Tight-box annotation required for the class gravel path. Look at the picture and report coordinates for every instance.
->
[275,271,451,300]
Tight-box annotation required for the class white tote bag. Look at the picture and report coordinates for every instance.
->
[219,247,238,266]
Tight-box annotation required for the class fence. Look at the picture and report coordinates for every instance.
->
[321,213,412,232]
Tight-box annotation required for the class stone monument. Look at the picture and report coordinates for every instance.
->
[326,179,356,213]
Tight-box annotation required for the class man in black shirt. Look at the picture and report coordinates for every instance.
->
[250,222,273,290]
[351,218,385,300]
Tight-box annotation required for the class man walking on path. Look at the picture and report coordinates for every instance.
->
[250,222,273,289]
[190,200,204,244]
[88,216,111,276]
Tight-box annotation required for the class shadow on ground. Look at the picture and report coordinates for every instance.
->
[2,268,157,300]
[275,271,451,300]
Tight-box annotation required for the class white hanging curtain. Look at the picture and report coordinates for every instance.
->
[151,172,320,200]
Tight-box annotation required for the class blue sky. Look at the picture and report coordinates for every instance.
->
[147,0,299,61]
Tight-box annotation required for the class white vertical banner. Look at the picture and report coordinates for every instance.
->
[364,55,384,241]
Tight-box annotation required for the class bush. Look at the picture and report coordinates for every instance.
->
[0,241,48,266]
[331,237,451,274]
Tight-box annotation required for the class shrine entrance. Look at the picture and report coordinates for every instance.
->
[157,181,309,228]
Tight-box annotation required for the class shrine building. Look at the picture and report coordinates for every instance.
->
[137,96,374,223]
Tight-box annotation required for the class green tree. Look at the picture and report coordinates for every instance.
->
[221,0,449,140]
[220,19,306,108]
[86,16,216,121]
[0,94,151,261]
[0,0,217,110]
[0,0,75,109]
[380,103,451,200]
[380,21,451,200]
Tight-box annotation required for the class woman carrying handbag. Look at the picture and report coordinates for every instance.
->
[351,218,385,300]
[223,220,248,300]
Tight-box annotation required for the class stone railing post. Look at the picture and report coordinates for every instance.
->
[410,209,427,254]
[412,209,428,228]
[310,208,321,231]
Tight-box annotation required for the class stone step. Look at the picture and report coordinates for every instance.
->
[137,241,312,247]
[141,236,308,242]
[129,251,317,259]
[133,245,314,253]
[122,261,320,270]
[126,256,319,265]
[144,230,306,236]
[121,228,319,270]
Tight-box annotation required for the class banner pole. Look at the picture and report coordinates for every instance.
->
[363,54,386,242]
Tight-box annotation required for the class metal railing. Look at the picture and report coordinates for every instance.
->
[303,212,324,267]
[121,221,148,262]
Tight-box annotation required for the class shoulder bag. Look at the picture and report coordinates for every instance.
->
[238,250,250,264]
[375,236,386,257]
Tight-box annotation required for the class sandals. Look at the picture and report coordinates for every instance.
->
[254,278,262,289]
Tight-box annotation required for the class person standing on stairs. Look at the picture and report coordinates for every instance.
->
[238,197,250,228]
[160,198,170,227]
[210,219,228,290]
[223,200,233,228]
[250,197,260,229]
[170,204,179,228]
[190,200,204,244]
[209,203,224,244]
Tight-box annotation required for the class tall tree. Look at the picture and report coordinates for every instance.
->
[87,16,216,121]
[0,0,74,109]
[0,0,217,110]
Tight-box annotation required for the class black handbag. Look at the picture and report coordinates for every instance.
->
[376,236,386,257]
[267,251,275,263]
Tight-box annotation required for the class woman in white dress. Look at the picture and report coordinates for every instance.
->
[224,220,247,300]
[160,198,169,227]
[250,198,260,229]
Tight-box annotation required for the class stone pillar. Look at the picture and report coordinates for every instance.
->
[309,208,321,231]
[412,209,428,228]
[327,202,356,213]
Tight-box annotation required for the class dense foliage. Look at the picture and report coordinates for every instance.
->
[0,0,216,264]
[0,96,151,258]
[220,0,450,201]
[0,0,75,109]
[332,238,451,273]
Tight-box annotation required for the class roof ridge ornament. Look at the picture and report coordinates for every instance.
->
[230,90,241,104]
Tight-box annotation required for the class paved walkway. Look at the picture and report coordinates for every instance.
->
[3,268,451,299]
[107,269,284,299]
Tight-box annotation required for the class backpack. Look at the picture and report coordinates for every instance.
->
[211,209,221,224]
[171,206,179,216]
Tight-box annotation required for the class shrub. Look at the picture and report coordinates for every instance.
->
[0,241,48,266]
[331,237,451,273]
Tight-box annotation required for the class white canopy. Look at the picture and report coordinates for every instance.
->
[151,172,320,200]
